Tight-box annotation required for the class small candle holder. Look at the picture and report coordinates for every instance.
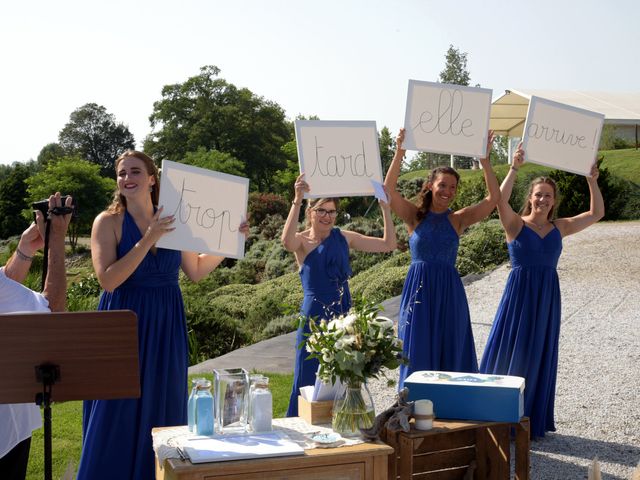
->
[413,399,435,431]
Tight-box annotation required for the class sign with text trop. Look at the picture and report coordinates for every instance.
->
[522,96,604,176]
[295,120,383,198]
[403,80,492,157]
[156,160,248,259]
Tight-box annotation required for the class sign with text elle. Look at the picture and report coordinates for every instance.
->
[295,120,383,198]
[156,160,248,259]
[403,80,492,157]
[522,96,604,176]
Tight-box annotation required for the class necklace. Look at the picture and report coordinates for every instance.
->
[527,220,547,230]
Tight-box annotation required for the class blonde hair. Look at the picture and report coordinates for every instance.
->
[304,197,339,228]
[520,176,558,220]
[107,150,160,214]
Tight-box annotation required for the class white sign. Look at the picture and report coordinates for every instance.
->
[295,120,383,198]
[522,96,604,176]
[403,80,492,157]
[156,160,248,259]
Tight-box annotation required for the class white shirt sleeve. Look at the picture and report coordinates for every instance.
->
[0,267,50,458]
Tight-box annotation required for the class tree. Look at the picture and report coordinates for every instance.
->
[37,143,66,167]
[439,45,471,86]
[0,162,37,239]
[25,157,115,250]
[58,103,135,176]
[379,126,396,176]
[144,66,293,191]
[182,147,245,177]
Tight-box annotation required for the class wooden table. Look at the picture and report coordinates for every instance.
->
[154,429,393,480]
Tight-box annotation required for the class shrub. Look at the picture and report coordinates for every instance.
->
[456,220,508,276]
[350,265,409,303]
[261,314,299,340]
[248,192,289,225]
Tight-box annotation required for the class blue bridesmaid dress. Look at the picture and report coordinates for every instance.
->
[286,228,352,417]
[480,223,562,438]
[398,210,478,387]
[77,210,188,480]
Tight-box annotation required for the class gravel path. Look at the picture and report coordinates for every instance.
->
[368,221,640,479]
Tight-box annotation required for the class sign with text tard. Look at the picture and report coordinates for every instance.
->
[403,79,492,157]
[295,120,383,198]
[156,160,248,259]
[522,96,604,176]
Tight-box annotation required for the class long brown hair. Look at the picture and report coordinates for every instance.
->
[106,150,160,214]
[304,197,340,228]
[416,167,460,221]
[520,176,558,220]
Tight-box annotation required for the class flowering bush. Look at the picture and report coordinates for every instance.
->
[305,295,405,386]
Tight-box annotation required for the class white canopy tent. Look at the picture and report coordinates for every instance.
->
[490,89,640,159]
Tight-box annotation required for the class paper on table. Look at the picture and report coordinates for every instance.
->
[370,180,388,203]
[182,430,304,464]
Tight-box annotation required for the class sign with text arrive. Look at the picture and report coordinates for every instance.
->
[522,96,604,176]
[295,120,383,198]
[156,160,248,259]
[403,80,492,157]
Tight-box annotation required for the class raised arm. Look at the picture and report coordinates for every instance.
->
[92,206,175,292]
[4,220,44,284]
[555,164,605,237]
[383,128,419,228]
[342,193,397,253]
[497,142,526,241]
[42,194,73,312]
[452,131,501,234]
[181,220,249,282]
[281,173,307,253]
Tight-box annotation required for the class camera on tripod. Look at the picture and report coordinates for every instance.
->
[32,195,77,222]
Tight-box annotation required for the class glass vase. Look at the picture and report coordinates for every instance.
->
[331,380,375,437]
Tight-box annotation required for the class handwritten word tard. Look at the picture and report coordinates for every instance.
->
[526,123,595,149]
[170,178,237,249]
[310,137,374,178]
[413,89,474,137]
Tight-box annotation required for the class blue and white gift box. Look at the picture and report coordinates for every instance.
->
[405,371,525,423]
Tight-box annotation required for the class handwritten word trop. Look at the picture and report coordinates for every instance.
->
[413,89,474,137]
[310,137,374,178]
[170,178,236,249]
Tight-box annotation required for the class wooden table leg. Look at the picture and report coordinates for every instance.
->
[515,417,530,480]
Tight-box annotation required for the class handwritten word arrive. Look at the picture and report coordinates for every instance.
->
[526,123,590,149]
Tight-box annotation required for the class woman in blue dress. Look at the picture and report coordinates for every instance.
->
[385,129,500,387]
[480,144,604,438]
[282,173,397,416]
[77,151,248,480]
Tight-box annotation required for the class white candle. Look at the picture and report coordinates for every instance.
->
[414,399,434,430]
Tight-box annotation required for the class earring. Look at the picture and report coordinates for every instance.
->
[149,186,153,192]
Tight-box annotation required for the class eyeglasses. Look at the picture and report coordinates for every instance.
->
[314,208,338,218]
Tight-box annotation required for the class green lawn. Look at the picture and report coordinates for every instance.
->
[399,148,640,184]
[26,371,293,480]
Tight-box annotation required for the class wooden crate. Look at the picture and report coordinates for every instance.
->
[381,417,530,480]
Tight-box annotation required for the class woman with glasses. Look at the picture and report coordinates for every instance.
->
[282,173,397,417]
[385,129,500,388]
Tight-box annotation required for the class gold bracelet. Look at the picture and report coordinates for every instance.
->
[292,201,302,207]
[15,247,33,261]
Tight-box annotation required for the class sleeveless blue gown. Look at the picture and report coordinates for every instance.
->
[480,224,562,438]
[398,210,478,388]
[77,210,188,480]
[286,228,351,417]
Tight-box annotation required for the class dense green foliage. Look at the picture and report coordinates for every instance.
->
[58,103,135,176]
[25,158,115,250]
[144,65,292,192]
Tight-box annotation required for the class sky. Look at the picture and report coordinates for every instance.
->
[1,0,639,166]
